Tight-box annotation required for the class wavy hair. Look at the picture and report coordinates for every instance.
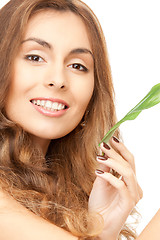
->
[0,0,138,239]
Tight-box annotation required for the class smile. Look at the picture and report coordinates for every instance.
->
[31,99,67,111]
[30,98,69,117]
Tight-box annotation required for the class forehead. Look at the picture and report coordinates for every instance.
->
[23,10,91,50]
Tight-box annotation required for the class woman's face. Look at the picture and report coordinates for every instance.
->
[5,10,94,151]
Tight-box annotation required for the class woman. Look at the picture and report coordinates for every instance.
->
[0,0,142,239]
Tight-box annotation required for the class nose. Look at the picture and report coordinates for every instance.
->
[48,82,65,89]
[44,65,68,90]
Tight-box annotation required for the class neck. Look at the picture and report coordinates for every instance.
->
[31,135,51,156]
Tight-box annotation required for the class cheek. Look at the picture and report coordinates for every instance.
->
[13,58,43,91]
[5,70,32,118]
[72,77,94,113]
[80,88,93,109]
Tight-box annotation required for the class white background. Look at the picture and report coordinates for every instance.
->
[1,0,160,235]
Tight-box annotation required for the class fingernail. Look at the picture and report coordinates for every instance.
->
[103,142,111,150]
[97,155,108,161]
[96,169,104,174]
[112,136,120,143]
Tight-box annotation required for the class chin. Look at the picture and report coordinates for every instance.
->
[30,129,72,140]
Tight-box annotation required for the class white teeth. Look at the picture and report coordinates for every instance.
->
[32,100,66,111]
[45,101,52,108]
[41,100,45,106]
[58,103,63,110]
[52,102,58,109]
[37,100,41,106]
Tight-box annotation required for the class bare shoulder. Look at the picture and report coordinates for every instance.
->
[137,209,160,240]
[0,190,78,240]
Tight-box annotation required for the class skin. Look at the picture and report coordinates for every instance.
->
[1,10,143,240]
[0,190,77,240]
[89,139,143,239]
[136,208,160,240]
[5,10,94,154]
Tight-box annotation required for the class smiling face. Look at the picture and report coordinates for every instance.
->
[5,10,94,152]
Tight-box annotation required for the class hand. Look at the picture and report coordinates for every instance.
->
[88,137,143,240]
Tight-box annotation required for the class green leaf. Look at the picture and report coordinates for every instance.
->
[99,83,160,145]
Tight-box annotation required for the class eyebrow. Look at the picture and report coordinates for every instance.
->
[21,37,52,49]
[69,48,94,60]
[21,37,94,59]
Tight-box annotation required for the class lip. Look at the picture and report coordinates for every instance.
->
[30,97,69,107]
[30,97,69,117]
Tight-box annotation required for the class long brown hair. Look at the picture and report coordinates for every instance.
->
[0,0,137,239]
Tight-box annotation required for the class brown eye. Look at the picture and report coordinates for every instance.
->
[25,55,44,62]
[69,63,88,72]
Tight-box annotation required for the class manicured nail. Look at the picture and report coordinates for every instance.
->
[113,136,120,143]
[97,155,108,161]
[103,142,111,150]
[96,169,104,174]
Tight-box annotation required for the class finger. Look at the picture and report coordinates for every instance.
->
[100,142,124,163]
[111,138,143,200]
[100,139,135,173]
[111,137,136,172]
[96,155,110,173]
[97,157,136,190]
[95,170,133,206]
[100,142,129,173]
[100,142,129,179]
[137,183,143,200]
[97,157,140,203]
